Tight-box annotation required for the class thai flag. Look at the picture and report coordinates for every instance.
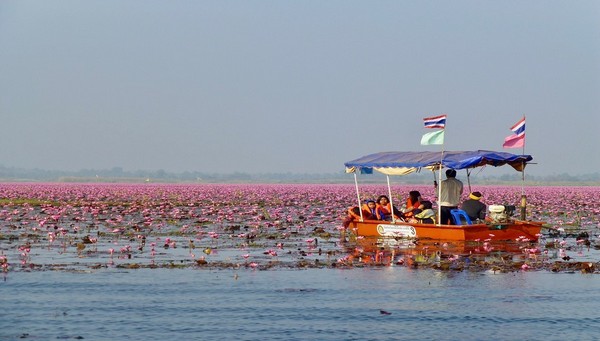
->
[510,117,526,137]
[503,117,525,149]
[423,114,447,129]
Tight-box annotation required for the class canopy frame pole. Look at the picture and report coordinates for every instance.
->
[520,162,527,220]
[386,175,395,222]
[466,168,472,194]
[436,138,446,226]
[353,172,363,221]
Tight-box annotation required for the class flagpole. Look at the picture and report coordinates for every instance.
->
[422,114,447,225]
[503,115,527,220]
[437,139,444,225]
[437,118,446,225]
[520,115,527,220]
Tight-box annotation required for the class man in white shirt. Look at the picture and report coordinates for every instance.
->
[439,169,463,224]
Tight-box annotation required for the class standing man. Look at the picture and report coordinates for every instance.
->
[439,169,463,224]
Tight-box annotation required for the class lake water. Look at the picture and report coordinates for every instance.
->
[2,268,599,341]
[1,183,599,340]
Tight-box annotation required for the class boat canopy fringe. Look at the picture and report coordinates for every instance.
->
[344,150,532,175]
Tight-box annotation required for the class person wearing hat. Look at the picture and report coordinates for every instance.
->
[461,191,487,222]
[439,169,463,224]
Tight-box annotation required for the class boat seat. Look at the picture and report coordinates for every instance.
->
[450,209,472,225]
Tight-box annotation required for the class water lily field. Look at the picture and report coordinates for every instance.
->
[1,183,599,274]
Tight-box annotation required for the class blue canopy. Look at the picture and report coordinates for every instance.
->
[344,150,532,175]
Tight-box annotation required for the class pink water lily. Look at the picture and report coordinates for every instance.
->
[0,183,597,273]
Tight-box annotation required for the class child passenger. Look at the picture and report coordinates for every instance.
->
[362,200,377,218]
[342,200,377,228]
[414,201,436,224]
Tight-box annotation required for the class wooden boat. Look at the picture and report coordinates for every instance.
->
[349,218,543,241]
[344,150,544,242]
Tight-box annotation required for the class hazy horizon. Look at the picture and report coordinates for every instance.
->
[1,1,598,176]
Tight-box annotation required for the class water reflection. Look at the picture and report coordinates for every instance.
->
[336,235,599,273]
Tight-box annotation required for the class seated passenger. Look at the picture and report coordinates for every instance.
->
[414,200,435,224]
[403,190,422,218]
[361,200,377,218]
[461,191,486,222]
[375,195,403,221]
[342,200,376,228]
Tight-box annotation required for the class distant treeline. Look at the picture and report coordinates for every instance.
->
[0,165,598,185]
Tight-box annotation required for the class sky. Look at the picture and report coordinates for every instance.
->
[1,1,599,177]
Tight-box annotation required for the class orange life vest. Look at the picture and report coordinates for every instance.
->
[376,203,401,220]
[404,198,421,218]
[347,206,373,220]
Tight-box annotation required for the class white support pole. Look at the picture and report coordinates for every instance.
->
[466,169,472,194]
[353,172,363,221]
[386,175,395,222]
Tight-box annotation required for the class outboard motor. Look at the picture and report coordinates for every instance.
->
[489,205,508,223]
[503,205,516,217]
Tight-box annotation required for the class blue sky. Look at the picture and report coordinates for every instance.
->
[1,1,598,176]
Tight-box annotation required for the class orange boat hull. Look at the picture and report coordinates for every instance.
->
[348,219,543,241]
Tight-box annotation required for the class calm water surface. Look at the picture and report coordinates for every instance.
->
[1,184,599,340]
[1,268,599,341]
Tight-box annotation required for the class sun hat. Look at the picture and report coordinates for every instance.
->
[469,192,482,200]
